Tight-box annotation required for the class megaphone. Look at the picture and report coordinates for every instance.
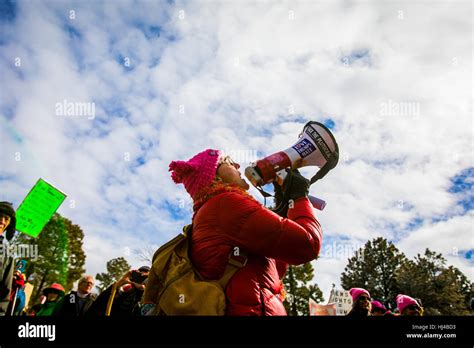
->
[245,121,339,210]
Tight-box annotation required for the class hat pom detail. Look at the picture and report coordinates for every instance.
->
[169,161,194,184]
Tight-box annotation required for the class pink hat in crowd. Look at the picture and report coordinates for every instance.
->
[349,288,370,302]
[43,283,65,295]
[169,149,222,199]
[371,300,386,311]
[396,294,420,313]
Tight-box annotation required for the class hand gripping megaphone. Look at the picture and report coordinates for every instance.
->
[245,121,339,210]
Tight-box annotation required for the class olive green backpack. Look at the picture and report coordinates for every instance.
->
[143,225,246,315]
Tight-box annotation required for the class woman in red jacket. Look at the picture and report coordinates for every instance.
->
[169,149,323,315]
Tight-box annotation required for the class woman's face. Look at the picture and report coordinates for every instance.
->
[357,295,372,312]
[216,157,250,190]
[371,308,385,316]
[46,292,59,302]
[403,305,421,316]
[0,213,11,235]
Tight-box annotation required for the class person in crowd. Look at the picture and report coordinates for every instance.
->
[0,202,16,316]
[86,266,149,316]
[57,275,96,317]
[347,287,371,316]
[396,294,423,316]
[7,260,27,316]
[371,300,388,316]
[145,149,323,316]
[36,283,65,316]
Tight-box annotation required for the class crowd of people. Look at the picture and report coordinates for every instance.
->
[347,287,423,316]
[1,265,150,317]
[0,201,151,317]
[0,148,468,316]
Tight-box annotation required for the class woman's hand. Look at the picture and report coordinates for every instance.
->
[283,169,310,201]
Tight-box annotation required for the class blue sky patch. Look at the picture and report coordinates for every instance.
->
[462,249,473,262]
[449,167,474,212]
[166,34,176,42]
[406,217,423,230]
[137,156,146,166]
[292,114,309,124]
[65,23,82,40]
[449,167,474,193]
[163,200,191,221]
[62,23,87,71]
[142,24,161,40]
[100,98,130,119]
[323,118,335,130]
[2,104,16,120]
[340,48,372,67]
[0,0,16,22]
[149,56,161,68]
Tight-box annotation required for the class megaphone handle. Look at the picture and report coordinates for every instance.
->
[275,169,287,186]
[308,195,326,211]
[275,169,325,210]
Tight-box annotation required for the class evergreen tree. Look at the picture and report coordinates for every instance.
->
[448,266,474,308]
[13,213,75,303]
[340,237,407,309]
[396,249,473,315]
[63,218,86,292]
[95,257,131,292]
[283,262,324,316]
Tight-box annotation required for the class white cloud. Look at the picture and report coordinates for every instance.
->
[312,257,350,301]
[398,212,474,279]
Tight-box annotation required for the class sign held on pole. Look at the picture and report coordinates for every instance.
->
[15,179,67,237]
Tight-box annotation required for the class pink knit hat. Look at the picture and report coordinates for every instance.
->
[349,288,370,302]
[169,149,222,199]
[371,300,386,311]
[396,294,420,313]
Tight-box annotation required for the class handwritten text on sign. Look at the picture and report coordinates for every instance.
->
[16,179,66,237]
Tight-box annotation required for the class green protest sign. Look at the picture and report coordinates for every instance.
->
[15,179,67,237]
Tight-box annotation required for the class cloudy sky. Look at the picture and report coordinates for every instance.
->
[0,0,472,299]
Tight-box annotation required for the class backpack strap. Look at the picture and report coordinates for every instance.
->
[217,252,247,289]
[105,282,118,316]
[184,224,248,289]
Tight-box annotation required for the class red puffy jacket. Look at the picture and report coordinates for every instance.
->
[190,190,322,316]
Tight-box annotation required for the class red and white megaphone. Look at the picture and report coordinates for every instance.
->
[245,121,339,210]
